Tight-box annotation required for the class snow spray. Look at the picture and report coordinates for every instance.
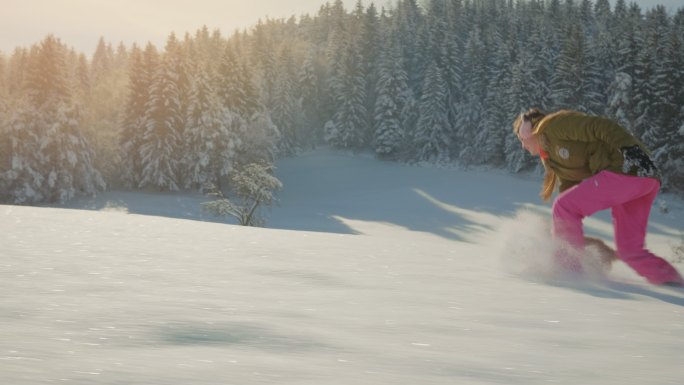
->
[496,210,609,281]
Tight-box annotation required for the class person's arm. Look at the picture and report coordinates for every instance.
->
[545,111,658,178]
[544,112,639,150]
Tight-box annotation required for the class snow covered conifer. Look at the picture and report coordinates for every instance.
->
[297,50,323,148]
[120,44,158,187]
[40,103,105,202]
[182,63,239,189]
[454,29,487,156]
[25,36,70,108]
[642,22,683,192]
[216,45,259,118]
[414,61,450,163]
[90,37,113,84]
[462,35,511,167]
[0,55,6,96]
[138,35,189,191]
[357,2,381,133]
[550,26,603,113]
[393,0,424,90]
[373,39,409,159]
[217,43,278,166]
[237,111,280,167]
[607,72,633,130]
[5,35,105,203]
[271,45,303,155]
[0,101,45,203]
[325,38,368,150]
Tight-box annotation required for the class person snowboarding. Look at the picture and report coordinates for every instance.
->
[513,108,683,286]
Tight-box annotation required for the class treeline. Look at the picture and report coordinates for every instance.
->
[0,0,683,204]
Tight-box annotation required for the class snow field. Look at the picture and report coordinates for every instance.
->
[2,149,684,384]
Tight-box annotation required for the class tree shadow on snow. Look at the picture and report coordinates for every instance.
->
[545,278,684,307]
[269,174,528,242]
[269,151,681,242]
[50,150,678,245]
[49,190,230,223]
[151,321,335,352]
[602,280,684,307]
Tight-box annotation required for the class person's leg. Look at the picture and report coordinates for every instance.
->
[551,172,618,271]
[550,171,670,275]
[611,178,683,285]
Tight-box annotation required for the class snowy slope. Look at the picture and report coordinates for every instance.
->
[2,149,684,385]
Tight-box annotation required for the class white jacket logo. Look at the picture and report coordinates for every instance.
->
[557,147,570,159]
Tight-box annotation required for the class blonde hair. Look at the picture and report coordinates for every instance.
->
[513,108,556,202]
[539,160,557,202]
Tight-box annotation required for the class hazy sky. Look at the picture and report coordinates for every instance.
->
[1,0,681,57]
[0,0,364,56]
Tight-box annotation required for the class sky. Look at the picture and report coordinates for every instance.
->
[0,0,364,56]
[1,0,680,57]
[3,148,684,384]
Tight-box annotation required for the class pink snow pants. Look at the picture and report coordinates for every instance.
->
[552,171,683,284]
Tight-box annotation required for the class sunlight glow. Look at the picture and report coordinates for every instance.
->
[1,0,362,55]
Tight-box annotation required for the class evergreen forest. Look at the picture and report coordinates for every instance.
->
[0,0,683,204]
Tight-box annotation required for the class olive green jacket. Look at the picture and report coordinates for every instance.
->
[535,110,654,192]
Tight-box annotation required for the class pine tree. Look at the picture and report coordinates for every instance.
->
[549,25,603,113]
[271,44,302,155]
[0,95,7,196]
[394,0,425,90]
[464,31,511,167]
[590,0,617,113]
[237,112,280,167]
[532,24,557,110]
[0,54,6,96]
[216,42,277,166]
[91,37,113,84]
[251,21,278,111]
[183,64,239,189]
[73,53,90,98]
[325,0,350,72]
[4,49,29,99]
[18,36,104,203]
[443,31,463,137]
[610,6,640,131]
[373,38,410,159]
[297,49,323,148]
[454,29,486,155]
[664,104,684,193]
[414,61,450,162]
[643,21,683,192]
[426,0,462,135]
[25,36,70,108]
[80,39,127,188]
[641,6,677,150]
[606,72,633,130]
[120,44,157,187]
[138,35,187,191]
[41,103,105,202]
[0,100,45,203]
[358,1,381,132]
[216,45,259,118]
[325,36,368,150]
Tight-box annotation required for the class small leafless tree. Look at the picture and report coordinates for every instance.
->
[202,163,282,226]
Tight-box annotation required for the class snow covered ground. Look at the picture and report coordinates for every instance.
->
[2,149,684,385]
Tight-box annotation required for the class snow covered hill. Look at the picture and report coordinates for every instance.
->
[2,149,684,385]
